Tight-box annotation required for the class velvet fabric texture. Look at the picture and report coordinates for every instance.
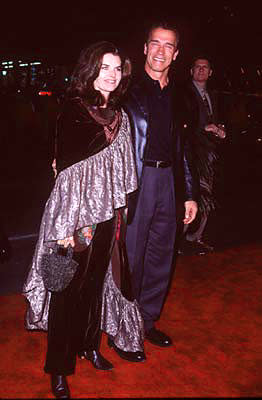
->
[44,217,117,375]
[55,98,122,173]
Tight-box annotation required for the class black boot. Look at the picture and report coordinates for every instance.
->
[78,350,114,370]
[108,337,146,362]
[51,375,70,399]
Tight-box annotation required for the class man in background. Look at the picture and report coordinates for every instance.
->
[178,56,226,256]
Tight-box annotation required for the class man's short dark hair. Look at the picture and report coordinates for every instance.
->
[191,55,213,70]
[145,21,180,47]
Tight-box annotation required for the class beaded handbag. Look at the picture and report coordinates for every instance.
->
[41,244,78,292]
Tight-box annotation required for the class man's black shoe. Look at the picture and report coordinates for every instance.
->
[145,328,172,347]
[177,239,212,256]
[51,374,70,399]
[108,337,146,362]
[196,240,214,252]
[78,350,114,370]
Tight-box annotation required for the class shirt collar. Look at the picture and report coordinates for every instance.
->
[144,72,171,93]
[193,80,207,96]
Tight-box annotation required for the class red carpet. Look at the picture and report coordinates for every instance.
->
[0,241,261,398]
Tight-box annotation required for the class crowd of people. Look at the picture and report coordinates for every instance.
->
[1,20,227,399]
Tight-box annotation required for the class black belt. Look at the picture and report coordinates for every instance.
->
[143,160,172,168]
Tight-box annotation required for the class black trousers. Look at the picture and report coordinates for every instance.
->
[126,167,177,332]
[44,217,116,376]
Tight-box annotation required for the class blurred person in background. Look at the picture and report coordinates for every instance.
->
[178,56,226,256]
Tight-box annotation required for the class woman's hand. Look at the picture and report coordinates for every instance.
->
[57,236,75,248]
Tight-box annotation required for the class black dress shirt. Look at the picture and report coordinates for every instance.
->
[144,73,173,163]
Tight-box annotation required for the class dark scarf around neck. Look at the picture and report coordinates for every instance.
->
[87,105,122,144]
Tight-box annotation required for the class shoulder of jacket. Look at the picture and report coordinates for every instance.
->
[59,98,94,124]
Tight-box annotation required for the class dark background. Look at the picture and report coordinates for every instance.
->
[0,2,262,294]
[1,2,261,70]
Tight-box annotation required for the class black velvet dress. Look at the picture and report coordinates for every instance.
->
[23,98,144,375]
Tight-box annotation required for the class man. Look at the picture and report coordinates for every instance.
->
[178,56,226,256]
[112,21,198,356]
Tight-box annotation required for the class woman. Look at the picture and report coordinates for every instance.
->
[23,42,144,399]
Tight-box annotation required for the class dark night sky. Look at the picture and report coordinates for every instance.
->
[1,2,261,70]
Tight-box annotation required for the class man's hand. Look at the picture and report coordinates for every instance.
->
[183,200,198,224]
[205,123,226,139]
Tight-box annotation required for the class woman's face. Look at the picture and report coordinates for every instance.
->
[94,53,122,101]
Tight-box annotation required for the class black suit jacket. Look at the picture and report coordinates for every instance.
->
[182,81,223,214]
[183,81,221,151]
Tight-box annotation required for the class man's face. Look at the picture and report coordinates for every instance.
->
[144,27,179,74]
[191,59,212,83]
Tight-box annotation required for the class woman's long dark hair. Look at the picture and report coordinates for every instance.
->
[67,41,132,108]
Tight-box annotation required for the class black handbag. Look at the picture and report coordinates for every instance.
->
[41,243,78,292]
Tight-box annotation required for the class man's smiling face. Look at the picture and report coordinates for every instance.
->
[144,27,179,74]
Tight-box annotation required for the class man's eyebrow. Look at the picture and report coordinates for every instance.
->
[149,39,175,47]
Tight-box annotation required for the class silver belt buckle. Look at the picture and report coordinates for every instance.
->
[156,161,161,168]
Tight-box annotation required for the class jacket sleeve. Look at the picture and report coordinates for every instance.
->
[179,90,200,203]
[183,133,199,201]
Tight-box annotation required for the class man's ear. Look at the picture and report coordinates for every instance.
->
[190,68,193,76]
[173,49,179,61]
[144,43,148,55]
[209,69,213,77]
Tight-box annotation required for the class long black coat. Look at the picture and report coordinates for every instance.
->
[182,81,222,214]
